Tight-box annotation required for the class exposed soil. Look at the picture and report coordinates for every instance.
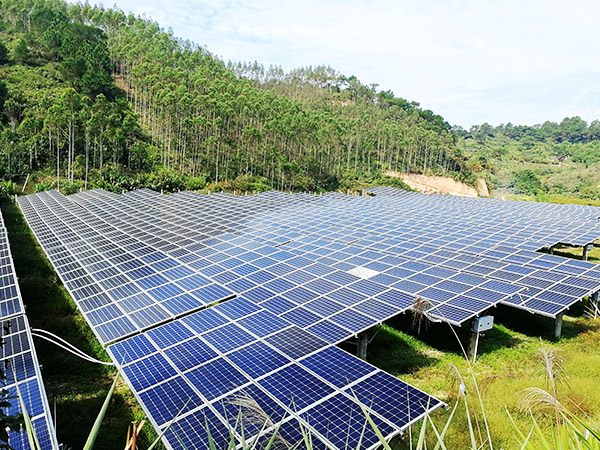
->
[384,171,489,197]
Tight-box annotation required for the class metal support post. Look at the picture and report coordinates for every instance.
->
[554,313,564,340]
[469,316,493,363]
[590,291,599,319]
[357,331,368,360]
[583,244,594,261]
[468,331,480,363]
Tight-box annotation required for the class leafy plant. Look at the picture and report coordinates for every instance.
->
[0,180,16,197]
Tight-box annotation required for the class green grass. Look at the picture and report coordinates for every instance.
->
[551,244,600,264]
[362,309,600,449]
[0,199,164,450]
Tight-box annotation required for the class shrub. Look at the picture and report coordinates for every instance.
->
[376,176,413,191]
[34,181,54,192]
[0,180,16,196]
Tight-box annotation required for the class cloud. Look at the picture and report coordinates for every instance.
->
[109,0,600,127]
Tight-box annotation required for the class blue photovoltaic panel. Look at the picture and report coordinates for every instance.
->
[202,323,255,353]
[346,371,434,430]
[226,341,291,379]
[164,407,231,450]
[122,353,178,391]
[184,358,249,401]
[212,383,290,434]
[264,326,328,360]
[299,346,376,387]
[301,393,397,450]
[258,363,335,411]
[0,211,58,450]
[21,186,598,450]
[109,303,443,450]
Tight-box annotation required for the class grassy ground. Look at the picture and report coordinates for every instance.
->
[358,306,600,449]
[0,199,163,450]
[3,194,600,449]
[552,244,600,263]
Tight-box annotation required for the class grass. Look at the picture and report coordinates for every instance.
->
[0,199,164,450]
[362,310,600,449]
[551,244,600,264]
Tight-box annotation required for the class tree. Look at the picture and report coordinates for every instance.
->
[0,81,8,116]
[13,38,30,64]
[0,41,8,64]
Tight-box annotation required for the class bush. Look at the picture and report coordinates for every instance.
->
[0,180,16,196]
[376,176,413,191]
[34,181,54,192]
[512,169,546,195]
[183,175,207,191]
[59,181,81,195]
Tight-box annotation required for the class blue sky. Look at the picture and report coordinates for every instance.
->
[108,0,600,128]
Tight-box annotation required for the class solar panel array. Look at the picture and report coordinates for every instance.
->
[18,190,447,450]
[63,189,526,325]
[16,186,600,450]
[68,187,599,320]
[0,212,57,449]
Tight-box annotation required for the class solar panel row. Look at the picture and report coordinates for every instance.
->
[18,192,234,345]
[0,213,57,450]
[108,298,444,450]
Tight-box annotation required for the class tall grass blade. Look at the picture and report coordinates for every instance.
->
[572,416,600,442]
[416,412,428,450]
[146,396,193,450]
[506,408,535,450]
[204,416,220,450]
[434,367,465,450]
[531,412,552,449]
[425,415,448,450]
[463,396,477,450]
[13,377,42,450]
[350,392,393,450]
[83,370,120,450]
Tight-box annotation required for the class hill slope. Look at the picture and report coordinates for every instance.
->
[0,0,470,193]
[460,120,600,201]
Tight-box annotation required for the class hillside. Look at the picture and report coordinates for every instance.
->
[0,0,470,194]
[459,120,600,202]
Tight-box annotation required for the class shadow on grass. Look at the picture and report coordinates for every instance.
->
[366,325,440,375]
[1,200,164,450]
[338,321,440,375]
[492,304,595,341]
[372,311,524,360]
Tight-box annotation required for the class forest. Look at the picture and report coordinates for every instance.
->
[461,120,600,201]
[0,0,470,195]
[1,0,600,200]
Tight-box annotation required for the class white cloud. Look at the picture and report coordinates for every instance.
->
[108,0,600,127]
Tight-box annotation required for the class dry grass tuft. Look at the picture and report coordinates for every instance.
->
[412,297,432,335]
[226,390,293,449]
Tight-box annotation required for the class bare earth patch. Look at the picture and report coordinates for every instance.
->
[384,171,489,197]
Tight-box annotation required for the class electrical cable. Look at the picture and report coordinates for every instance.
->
[31,328,114,366]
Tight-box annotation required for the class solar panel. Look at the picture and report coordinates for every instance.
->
[108,305,444,450]
[0,213,58,450]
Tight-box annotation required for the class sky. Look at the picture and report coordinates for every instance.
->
[107,0,600,128]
